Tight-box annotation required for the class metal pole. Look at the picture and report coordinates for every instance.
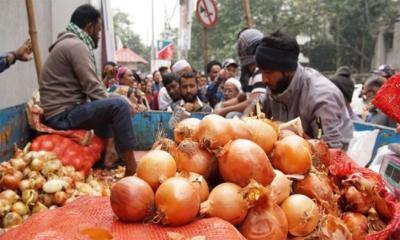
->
[25,0,42,79]
[242,0,253,28]
[151,0,155,71]
[203,27,208,67]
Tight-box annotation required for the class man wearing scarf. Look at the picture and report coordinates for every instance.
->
[39,4,137,175]
[256,31,353,149]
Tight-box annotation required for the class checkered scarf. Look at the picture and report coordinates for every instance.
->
[66,22,97,73]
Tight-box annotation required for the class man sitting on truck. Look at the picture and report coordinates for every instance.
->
[38,4,137,175]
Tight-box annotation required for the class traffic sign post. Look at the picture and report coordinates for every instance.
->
[196,0,218,67]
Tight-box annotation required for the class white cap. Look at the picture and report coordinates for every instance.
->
[171,59,191,73]
[225,78,242,92]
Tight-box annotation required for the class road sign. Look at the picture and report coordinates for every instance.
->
[157,40,174,60]
[196,0,218,28]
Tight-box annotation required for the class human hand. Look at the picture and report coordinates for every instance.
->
[183,103,194,112]
[15,39,33,62]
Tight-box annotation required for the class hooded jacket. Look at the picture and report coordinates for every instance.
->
[39,32,108,119]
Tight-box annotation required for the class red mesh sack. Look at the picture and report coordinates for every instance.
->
[30,132,104,176]
[1,196,246,240]
[329,149,400,240]
[372,73,400,123]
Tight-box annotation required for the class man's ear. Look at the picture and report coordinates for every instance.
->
[83,22,94,34]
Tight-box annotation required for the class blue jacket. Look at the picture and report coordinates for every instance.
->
[0,52,11,73]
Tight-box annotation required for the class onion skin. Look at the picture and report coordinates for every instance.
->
[110,176,155,222]
[194,114,233,149]
[228,118,252,140]
[174,140,213,179]
[342,212,368,240]
[12,201,29,216]
[1,171,23,190]
[174,118,200,144]
[218,139,275,187]
[155,177,200,226]
[319,214,352,240]
[270,170,292,205]
[3,212,23,228]
[342,186,373,214]
[281,194,320,237]
[272,135,312,174]
[244,119,278,153]
[178,172,209,202]
[0,190,20,204]
[200,182,248,225]
[136,150,177,191]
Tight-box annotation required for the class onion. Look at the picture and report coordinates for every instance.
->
[342,212,368,240]
[22,167,31,177]
[174,140,213,179]
[178,172,209,202]
[30,158,45,172]
[278,129,296,140]
[1,171,23,190]
[307,139,330,168]
[319,214,352,240]
[39,193,53,207]
[0,199,11,217]
[151,138,177,153]
[342,186,373,214]
[43,179,68,193]
[32,176,46,190]
[269,169,292,204]
[0,190,20,204]
[11,201,29,216]
[3,212,23,228]
[49,205,58,210]
[200,182,248,225]
[281,194,320,236]
[239,199,288,240]
[32,202,48,214]
[22,189,39,206]
[10,158,27,171]
[228,118,252,140]
[244,119,277,153]
[272,135,312,174]
[41,160,62,177]
[194,114,233,150]
[217,139,275,187]
[136,150,177,190]
[53,191,67,206]
[294,171,335,212]
[174,118,200,144]
[155,176,200,226]
[110,176,154,222]
[18,179,32,192]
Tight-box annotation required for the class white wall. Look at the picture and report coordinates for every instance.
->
[0,0,104,109]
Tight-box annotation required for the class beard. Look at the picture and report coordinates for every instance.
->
[271,75,292,95]
[183,94,196,102]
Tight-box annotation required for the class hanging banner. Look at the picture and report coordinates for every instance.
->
[157,40,174,60]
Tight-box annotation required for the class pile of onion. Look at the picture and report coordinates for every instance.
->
[178,172,209,202]
[269,169,292,205]
[174,118,200,144]
[155,176,200,226]
[280,194,320,236]
[244,119,277,153]
[217,139,275,187]
[319,214,352,240]
[342,212,368,240]
[173,140,213,179]
[194,114,233,150]
[110,176,154,222]
[200,182,248,225]
[227,118,252,140]
[239,186,288,240]
[136,150,176,190]
[272,135,312,174]
[342,185,374,214]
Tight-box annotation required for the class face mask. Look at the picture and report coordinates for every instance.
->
[271,74,292,94]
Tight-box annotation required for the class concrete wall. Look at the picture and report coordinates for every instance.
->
[0,0,104,109]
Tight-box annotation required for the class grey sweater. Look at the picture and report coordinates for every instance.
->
[39,32,108,119]
[263,64,353,149]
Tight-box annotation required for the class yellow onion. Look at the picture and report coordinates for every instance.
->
[194,114,233,150]
[174,140,213,179]
[342,212,368,240]
[0,199,11,217]
[200,182,248,225]
[155,177,200,226]
[32,202,48,214]
[10,158,27,171]
[1,171,23,190]
[30,158,45,172]
[0,190,20,204]
[53,191,67,206]
[342,186,373,214]
[281,194,320,237]
[39,193,53,207]
[174,118,200,144]
[319,214,352,240]
[43,179,68,193]
[269,169,292,205]
[178,172,209,202]
[11,201,29,216]
[22,189,39,206]
[151,138,178,154]
[32,176,46,190]
[76,182,94,195]
[136,150,177,191]
[3,212,23,228]
[18,179,32,192]
[227,118,252,140]
[27,170,40,179]
[72,171,85,182]
[244,119,277,153]
[49,205,58,210]
[41,160,62,177]
[272,135,312,174]
[217,139,275,187]
[22,168,31,177]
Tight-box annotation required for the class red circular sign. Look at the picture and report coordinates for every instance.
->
[196,0,218,28]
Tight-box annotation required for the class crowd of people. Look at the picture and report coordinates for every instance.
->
[1,4,399,174]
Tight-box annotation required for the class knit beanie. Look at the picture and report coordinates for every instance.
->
[236,29,264,67]
[330,66,354,103]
